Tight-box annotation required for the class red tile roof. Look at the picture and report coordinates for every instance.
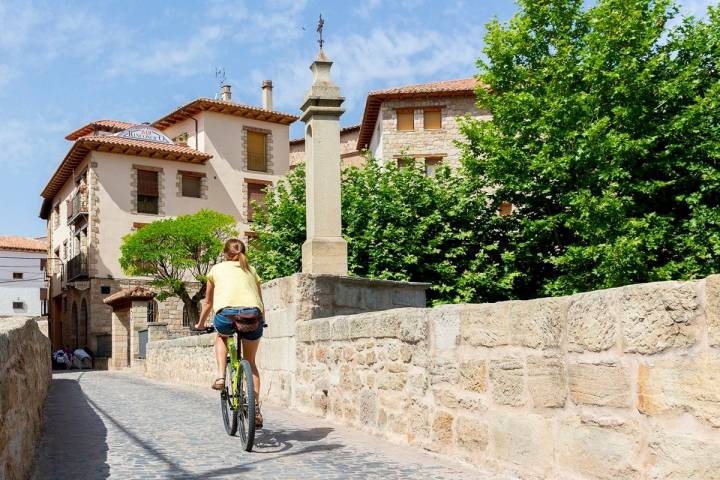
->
[0,236,48,253]
[65,120,135,141]
[153,97,299,130]
[357,78,485,150]
[103,286,155,308]
[40,135,212,201]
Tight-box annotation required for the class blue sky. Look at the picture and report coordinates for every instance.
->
[0,0,715,238]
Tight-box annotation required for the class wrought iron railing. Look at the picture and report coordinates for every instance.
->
[67,253,88,281]
[67,192,88,224]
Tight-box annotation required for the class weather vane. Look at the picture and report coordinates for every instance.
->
[316,14,325,49]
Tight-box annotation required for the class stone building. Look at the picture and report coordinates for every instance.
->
[357,78,489,172]
[289,124,363,170]
[0,236,48,317]
[39,82,297,359]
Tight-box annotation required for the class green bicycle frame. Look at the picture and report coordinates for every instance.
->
[227,336,240,409]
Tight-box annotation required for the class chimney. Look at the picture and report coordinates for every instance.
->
[220,84,232,101]
[262,80,273,111]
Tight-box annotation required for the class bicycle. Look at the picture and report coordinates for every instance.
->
[203,324,258,451]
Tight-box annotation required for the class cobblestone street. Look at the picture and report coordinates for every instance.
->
[33,371,502,479]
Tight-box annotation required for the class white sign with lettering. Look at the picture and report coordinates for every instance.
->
[115,125,173,144]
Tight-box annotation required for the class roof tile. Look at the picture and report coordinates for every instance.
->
[0,236,48,252]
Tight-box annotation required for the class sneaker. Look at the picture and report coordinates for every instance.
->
[255,401,263,429]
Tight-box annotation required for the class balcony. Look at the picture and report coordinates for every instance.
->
[67,192,88,225]
[67,253,88,282]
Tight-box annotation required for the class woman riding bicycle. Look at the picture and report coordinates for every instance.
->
[196,238,265,428]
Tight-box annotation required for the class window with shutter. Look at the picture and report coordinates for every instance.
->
[247,131,267,171]
[136,169,159,214]
[499,201,513,217]
[181,174,202,198]
[423,109,442,129]
[247,183,267,221]
[396,109,414,131]
[424,157,442,176]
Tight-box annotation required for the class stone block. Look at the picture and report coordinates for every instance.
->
[489,356,525,406]
[431,411,454,446]
[489,411,553,472]
[455,416,488,453]
[569,362,631,407]
[459,359,487,393]
[430,306,460,352]
[557,415,640,480]
[398,309,428,343]
[527,355,566,408]
[358,389,378,427]
[377,372,408,391]
[648,422,720,480]
[620,281,699,354]
[638,352,720,427]
[433,386,486,412]
[509,297,567,349]
[567,290,618,352]
[706,275,720,348]
[459,302,511,347]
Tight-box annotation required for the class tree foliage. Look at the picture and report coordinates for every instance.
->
[461,0,720,297]
[250,161,515,304]
[119,209,238,323]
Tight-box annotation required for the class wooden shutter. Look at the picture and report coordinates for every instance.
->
[137,170,158,196]
[247,183,266,221]
[247,132,267,171]
[181,175,202,198]
[499,201,513,217]
[423,109,441,129]
[396,109,414,131]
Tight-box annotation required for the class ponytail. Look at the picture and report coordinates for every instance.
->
[223,238,250,272]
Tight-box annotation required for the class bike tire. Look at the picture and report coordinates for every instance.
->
[237,359,256,451]
[221,358,238,436]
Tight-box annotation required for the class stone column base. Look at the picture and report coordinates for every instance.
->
[302,237,348,275]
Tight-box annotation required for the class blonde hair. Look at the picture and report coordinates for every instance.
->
[223,238,250,272]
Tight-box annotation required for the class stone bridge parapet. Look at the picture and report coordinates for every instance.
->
[0,317,51,480]
[145,274,720,479]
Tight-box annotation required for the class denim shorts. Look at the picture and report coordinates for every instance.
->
[213,307,264,340]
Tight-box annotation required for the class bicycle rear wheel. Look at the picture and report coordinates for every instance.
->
[237,359,256,451]
[220,358,238,436]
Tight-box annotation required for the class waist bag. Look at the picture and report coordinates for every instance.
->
[224,309,262,333]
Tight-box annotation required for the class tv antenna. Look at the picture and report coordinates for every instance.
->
[215,67,226,87]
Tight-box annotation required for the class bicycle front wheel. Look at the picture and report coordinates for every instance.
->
[220,358,238,436]
[237,359,256,451]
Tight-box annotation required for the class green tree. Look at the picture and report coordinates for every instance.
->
[249,160,513,304]
[461,0,720,297]
[119,209,238,324]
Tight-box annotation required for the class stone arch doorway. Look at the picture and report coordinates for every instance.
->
[80,298,89,347]
[71,301,79,348]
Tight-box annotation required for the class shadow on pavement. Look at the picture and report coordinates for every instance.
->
[253,426,335,454]
[33,377,110,479]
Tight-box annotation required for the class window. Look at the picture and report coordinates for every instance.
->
[397,109,414,131]
[425,157,442,177]
[181,172,202,198]
[147,301,158,323]
[63,241,68,260]
[12,301,24,310]
[40,258,47,271]
[424,108,442,130]
[96,334,112,357]
[100,285,111,295]
[12,272,23,279]
[247,131,267,171]
[137,169,159,214]
[499,201,513,217]
[247,183,267,221]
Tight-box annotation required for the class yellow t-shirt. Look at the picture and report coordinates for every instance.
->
[207,261,263,313]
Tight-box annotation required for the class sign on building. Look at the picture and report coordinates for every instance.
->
[115,125,173,144]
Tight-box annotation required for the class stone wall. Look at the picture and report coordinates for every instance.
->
[0,317,52,480]
[144,274,720,479]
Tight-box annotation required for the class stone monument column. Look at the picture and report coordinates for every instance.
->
[299,49,348,275]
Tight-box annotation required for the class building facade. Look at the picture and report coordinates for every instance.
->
[39,83,297,359]
[289,124,363,170]
[0,236,48,317]
[357,78,490,172]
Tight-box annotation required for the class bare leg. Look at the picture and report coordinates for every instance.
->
[241,338,261,400]
[215,334,228,379]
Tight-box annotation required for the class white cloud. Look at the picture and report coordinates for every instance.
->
[354,0,383,19]
[0,117,71,174]
[263,25,483,116]
[679,0,717,17]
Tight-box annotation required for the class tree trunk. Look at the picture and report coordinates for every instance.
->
[180,294,201,328]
